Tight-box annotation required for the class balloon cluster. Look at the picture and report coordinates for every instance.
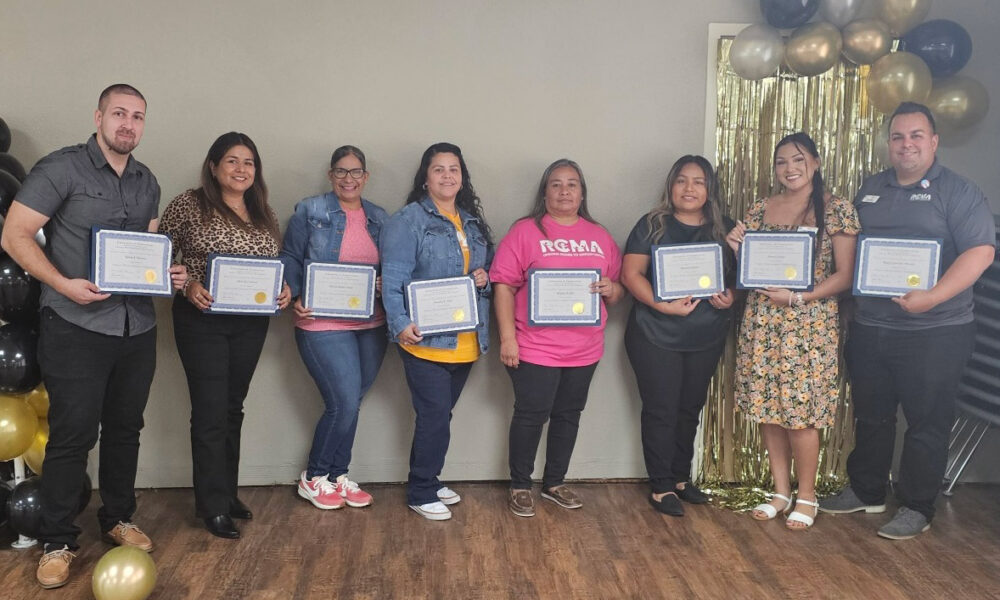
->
[729,1,989,145]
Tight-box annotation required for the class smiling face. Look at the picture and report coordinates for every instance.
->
[329,153,368,203]
[543,165,584,220]
[425,152,462,203]
[94,92,146,156]
[670,162,708,218]
[211,144,256,199]
[888,111,938,184]
[774,142,819,193]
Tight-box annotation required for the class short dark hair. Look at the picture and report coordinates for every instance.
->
[98,84,146,111]
[889,101,936,134]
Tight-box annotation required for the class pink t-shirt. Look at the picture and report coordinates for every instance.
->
[297,207,386,332]
[490,215,622,367]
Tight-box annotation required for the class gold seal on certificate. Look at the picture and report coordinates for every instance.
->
[90,228,173,297]
[254,292,267,304]
[853,236,942,297]
[406,275,479,335]
[652,243,725,301]
[907,274,921,287]
[205,254,285,314]
[784,266,798,279]
[452,309,465,322]
[698,275,712,289]
[737,231,815,291]
[348,296,361,309]
[303,262,377,320]
[144,269,157,283]
[571,302,585,315]
[527,269,601,326]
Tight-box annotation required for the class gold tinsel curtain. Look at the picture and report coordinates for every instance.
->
[696,37,886,508]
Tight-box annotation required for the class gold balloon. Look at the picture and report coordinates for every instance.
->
[867,51,932,114]
[874,118,892,166]
[842,19,893,65]
[92,546,157,600]
[22,384,49,418]
[928,76,991,145]
[0,393,38,461]
[876,0,931,36]
[785,22,843,77]
[23,419,48,474]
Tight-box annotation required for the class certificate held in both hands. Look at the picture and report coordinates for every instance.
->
[527,268,601,327]
[652,243,724,301]
[303,261,376,319]
[205,254,284,315]
[737,231,815,291]
[853,236,942,297]
[406,275,479,335]
[90,227,173,296]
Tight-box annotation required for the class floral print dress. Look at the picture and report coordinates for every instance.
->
[734,196,861,429]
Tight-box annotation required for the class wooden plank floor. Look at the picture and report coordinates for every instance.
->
[2,482,999,599]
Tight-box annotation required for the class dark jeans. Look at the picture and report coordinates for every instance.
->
[397,347,474,505]
[172,297,270,518]
[506,360,599,490]
[625,320,724,494]
[845,322,976,520]
[295,326,387,479]
[37,307,156,549]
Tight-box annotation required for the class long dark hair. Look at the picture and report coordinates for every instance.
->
[196,132,279,240]
[330,145,366,170]
[774,132,825,250]
[405,142,492,245]
[522,158,598,238]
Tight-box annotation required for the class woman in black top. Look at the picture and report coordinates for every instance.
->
[622,155,735,516]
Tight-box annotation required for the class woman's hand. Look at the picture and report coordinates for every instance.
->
[708,288,734,310]
[169,264,188,291]
[590,276,615,298]
[471,268,489,289]
[725,220,746,254]
[500,338,519,368]
[656,296,701,316]
[186,281,214,310]
[277,283,292,310]
[399,323,423,345]
[759,287,795,307]
[293,297,313,320]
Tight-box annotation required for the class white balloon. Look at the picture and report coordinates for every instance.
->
[820,0,866,29]
[729,24,785,81]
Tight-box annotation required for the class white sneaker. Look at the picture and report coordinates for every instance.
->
[437,486,461,505]
[409,501,452,521]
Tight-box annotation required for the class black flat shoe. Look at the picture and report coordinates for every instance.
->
[204,515,240,539]
[230,498,253,520]
[675,483,710,504]
[649,492,684,517]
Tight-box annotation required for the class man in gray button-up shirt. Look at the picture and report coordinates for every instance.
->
[1,83,186,589]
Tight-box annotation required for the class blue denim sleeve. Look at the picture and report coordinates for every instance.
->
[279,201,310,298]
[380,213,419,340]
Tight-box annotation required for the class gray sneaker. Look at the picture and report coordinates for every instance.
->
[877,507,930,540]
[818,486,886,514]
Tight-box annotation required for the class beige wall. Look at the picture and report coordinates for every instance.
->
[2,1,997,488]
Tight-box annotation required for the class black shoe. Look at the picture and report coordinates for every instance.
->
[649,492,684,517]
[675,483,710,504]
[230,498,253,520]
[204,515,240,539]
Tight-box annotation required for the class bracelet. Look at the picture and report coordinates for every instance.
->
[795,292,804,306]
[181,278,193,297]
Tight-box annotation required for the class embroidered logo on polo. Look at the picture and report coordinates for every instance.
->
[909,193,933,202]
[861,195,879,203]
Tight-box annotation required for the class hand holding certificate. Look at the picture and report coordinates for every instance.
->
[90,228,173,296]
[528,269,601,326]
[737,231,815,291]
[205,254,285,314]
[652,243,724,301]
[406,275,478,335]
[303,261,377,319]
[853,236,942,297]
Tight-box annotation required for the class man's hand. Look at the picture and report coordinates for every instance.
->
[58,278,111,305]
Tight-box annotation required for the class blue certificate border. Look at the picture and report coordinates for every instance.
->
[737,231,815,291]
[652,242,724,301]
[303,261,376,319]
[852,235,943,297]
[205,253,284,315]
[527,268,601,327]
[406,275,478,335]
[90,227,173,296]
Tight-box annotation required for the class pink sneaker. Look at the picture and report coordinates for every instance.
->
[336,475,373,508]
[297,472,344,510]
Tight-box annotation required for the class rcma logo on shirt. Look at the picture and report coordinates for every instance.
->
[539,239,606,256]
[909,193,933,202]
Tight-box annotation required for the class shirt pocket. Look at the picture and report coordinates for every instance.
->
[419,226,454,267]
[66,185,121,229]
[306,217,334,258]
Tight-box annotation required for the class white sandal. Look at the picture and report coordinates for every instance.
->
[786,498,819,529]
[751,493,793,521]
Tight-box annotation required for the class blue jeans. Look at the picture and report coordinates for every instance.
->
[296,326,387,479]
[397,347,474,505]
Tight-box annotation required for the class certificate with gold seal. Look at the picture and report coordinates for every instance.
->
[90,227,173,296]
[853,236,942,297]
[652,242,724,301]
[205,254,284,314]
[527,268,601,327]
[406,275,479,335]
[303,261,376,319]
[737,231,815,291]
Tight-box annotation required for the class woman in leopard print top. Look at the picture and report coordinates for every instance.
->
[159,131,290,539]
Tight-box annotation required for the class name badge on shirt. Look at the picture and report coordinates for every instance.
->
[909,193,933,202]
[797,226,818,234]
[861,195,880,203]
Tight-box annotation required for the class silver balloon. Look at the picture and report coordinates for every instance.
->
[730,24,785,81]
[876,0,931,37]
[785,22,843,76]
[842,19,892,65]
[820,0,866,29]
[927,76,991,145]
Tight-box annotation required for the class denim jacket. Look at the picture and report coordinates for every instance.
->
[380,196,493,353]
[280,192,389,298]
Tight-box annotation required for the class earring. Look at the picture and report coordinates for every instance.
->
[422,183,427,190]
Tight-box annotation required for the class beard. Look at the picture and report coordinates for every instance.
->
[102,128,138,155]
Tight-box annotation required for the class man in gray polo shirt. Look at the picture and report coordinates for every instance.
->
[819,102,996,539]
[1,83,186,588]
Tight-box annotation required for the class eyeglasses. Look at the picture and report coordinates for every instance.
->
[331,168,366,179]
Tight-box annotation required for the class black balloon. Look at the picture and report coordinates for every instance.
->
[7,476,42,538]
[900,20,973,78]
[0,323,41,393]
[0,153,26,182]
[0,169,20,217]
[0,118,9,153]
[0,252,40,326]
[760,0,819,29]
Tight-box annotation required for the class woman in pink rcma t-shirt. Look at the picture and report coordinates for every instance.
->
[489,158,624,518]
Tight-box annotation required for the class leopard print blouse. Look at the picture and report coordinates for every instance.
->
[159,189,281,285]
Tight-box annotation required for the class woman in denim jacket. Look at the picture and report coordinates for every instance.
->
[380,142,494,521]
[280,146,390,511]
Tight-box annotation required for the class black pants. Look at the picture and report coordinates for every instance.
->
[625,320,725,494]
[845,322,975,520]
[506,360,598,489]
[37,307,156,549]
[172,298,269,518]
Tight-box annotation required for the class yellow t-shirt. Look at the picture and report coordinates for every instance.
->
[402,210,481,363]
